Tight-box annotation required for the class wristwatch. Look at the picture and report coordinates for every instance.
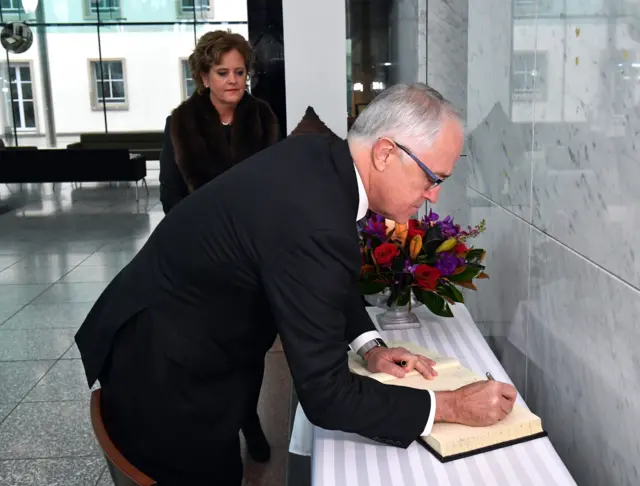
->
[357,338,388,359]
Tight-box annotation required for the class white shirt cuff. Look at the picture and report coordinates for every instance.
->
[421,390,436,436]
[349,330,383,354]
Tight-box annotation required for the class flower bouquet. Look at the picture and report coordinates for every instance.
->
[358,209,488,327]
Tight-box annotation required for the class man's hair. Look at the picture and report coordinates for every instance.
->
[347,83,460,150]
[189,30,253,94]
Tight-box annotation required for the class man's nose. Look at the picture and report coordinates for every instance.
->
[425,185,440,203]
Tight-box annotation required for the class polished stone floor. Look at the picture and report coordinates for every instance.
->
[0,173,292,486]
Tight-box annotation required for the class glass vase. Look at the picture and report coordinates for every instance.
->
[365,289,422,330]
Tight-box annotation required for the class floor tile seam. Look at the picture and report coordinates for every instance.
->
[0,283,55,329]
[0,338,79,426]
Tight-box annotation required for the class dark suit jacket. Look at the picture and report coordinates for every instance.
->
[76,134,432,458]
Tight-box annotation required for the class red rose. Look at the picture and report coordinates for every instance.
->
[455,243,468,254]
[408,219,422,229]
[414,265,441,291]
[407,227,425,240]
[373,243,399,267]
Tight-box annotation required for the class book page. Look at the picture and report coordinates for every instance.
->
[385,365,543,457]
[347,341,460,383]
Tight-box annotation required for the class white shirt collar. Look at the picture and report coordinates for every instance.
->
[353,164,369,221]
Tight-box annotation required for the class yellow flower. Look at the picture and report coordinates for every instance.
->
[409,235,422,261]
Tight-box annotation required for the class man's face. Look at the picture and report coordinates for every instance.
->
[368,117,463,222]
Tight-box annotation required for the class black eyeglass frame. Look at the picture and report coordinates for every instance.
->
[394,141,445,188]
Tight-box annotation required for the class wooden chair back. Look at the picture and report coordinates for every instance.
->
[90,389,157,486]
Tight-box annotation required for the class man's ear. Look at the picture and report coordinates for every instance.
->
[371,138,395,172]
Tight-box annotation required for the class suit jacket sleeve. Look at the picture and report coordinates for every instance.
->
[344,287,377,343]
[262,230,431,447]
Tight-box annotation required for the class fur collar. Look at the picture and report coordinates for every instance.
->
[170,91,279,191]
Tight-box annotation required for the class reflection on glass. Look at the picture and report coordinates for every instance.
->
[0,0,248,150]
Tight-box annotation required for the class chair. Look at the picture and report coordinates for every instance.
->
[90,389,157,486]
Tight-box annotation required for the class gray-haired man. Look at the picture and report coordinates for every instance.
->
[76,83,516,485]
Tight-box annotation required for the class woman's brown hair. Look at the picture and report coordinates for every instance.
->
[188,30,253,94]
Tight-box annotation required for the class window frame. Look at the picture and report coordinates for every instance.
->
[180,58,197,101]
[175,0,214,20]
[511,50,547,102]
[6,60,38,133]
[83,0,122,20]
[88,58,129,111]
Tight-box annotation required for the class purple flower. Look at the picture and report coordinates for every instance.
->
[404,261,419,274]
[426,209,439,223]
[440,215,459,238]
[363,214,387,240]
[434,252,464,276]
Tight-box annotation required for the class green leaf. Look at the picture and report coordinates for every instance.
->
[424,225,444,255]
[448,266,482,283]
[413,288,454,318]
[357,280,388,295]
[438,282,464,303]
[466,248,486,264]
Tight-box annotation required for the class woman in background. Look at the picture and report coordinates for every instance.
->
[159,30,279,213]
[158,30,279,464]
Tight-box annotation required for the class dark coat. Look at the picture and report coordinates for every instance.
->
[159,90,279,214]
[75,134,432,482]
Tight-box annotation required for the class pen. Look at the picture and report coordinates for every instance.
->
[486,372,494,381]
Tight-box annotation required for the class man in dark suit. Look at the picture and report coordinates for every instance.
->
[76,83,516,485]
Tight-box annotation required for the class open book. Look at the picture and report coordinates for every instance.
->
[348,341,546,462]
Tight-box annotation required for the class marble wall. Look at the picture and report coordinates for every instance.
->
[429,1,640,485]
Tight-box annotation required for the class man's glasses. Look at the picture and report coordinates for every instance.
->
[395,141,445,188]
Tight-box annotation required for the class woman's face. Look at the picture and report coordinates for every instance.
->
[202,48,247,105]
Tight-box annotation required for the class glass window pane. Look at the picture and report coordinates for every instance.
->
[93,62,103,81]
[97,81,105,100]
[112,80,125,99]
[186,79,195,97]
[9,67,17,82]
[23,101,35,128]
[10,82,18,99]
[108,61,123,79]
[19,66,31,81]
[21,82,33,100]
[11,101,21,126]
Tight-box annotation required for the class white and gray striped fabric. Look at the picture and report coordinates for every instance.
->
[310,305,577,486]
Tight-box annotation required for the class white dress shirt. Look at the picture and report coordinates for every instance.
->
[349,164,436,437]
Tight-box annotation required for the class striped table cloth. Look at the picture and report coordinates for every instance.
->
[308,305,577,486]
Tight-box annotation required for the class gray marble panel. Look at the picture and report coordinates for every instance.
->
[0,401,100,459]
[466,0,513,131]
[526,229,640,486]
[427,0,468,118]
[0,457,104,486]
[0,361,54,403]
